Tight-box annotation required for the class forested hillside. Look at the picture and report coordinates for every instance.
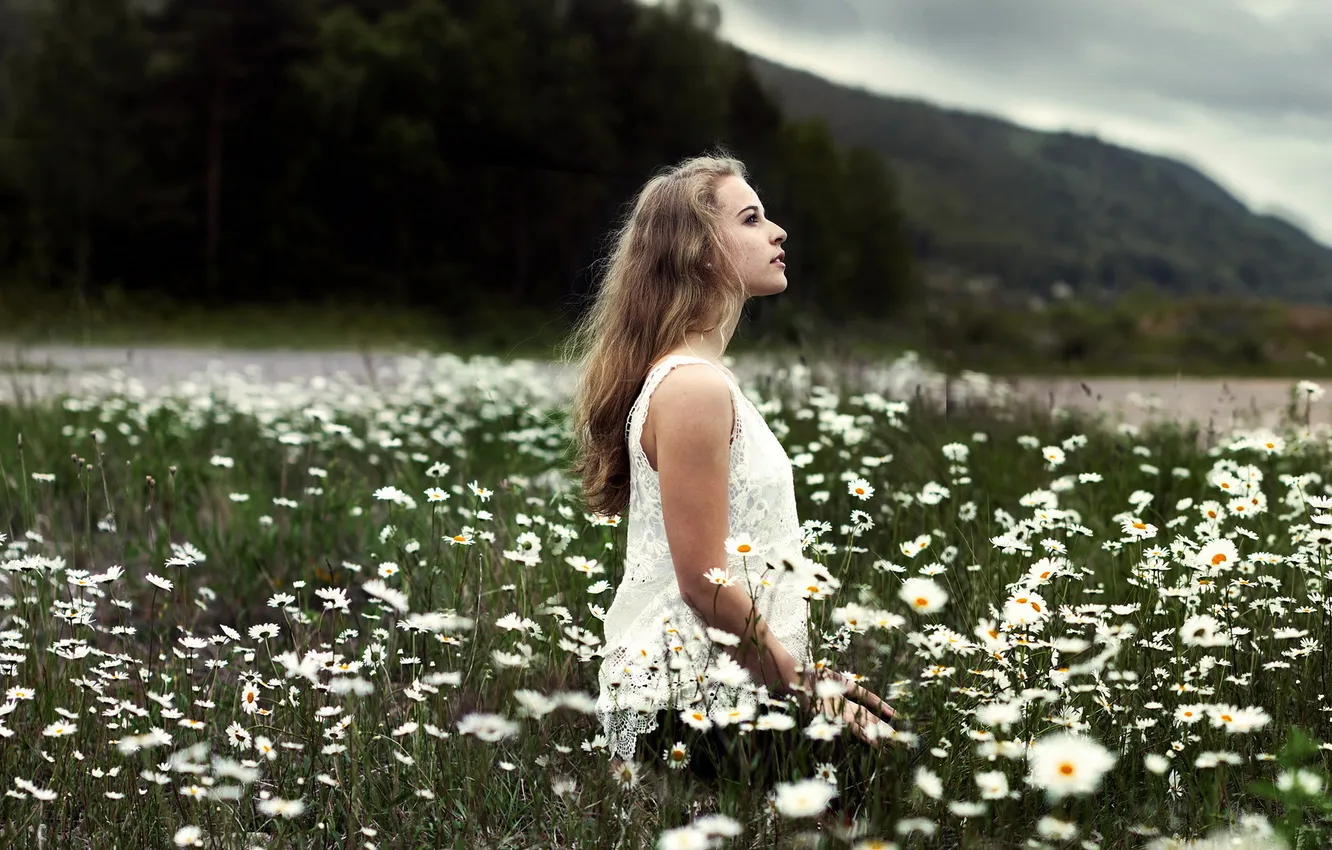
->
[747,55,1332,302]
[4,0,1328,343]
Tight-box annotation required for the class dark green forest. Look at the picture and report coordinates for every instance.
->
[0,0,914,334]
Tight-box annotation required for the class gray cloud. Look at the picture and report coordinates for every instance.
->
[864,0,1332,122]
[712,0,1332,243]
[727,0,867,36]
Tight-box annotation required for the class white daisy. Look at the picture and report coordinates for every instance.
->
[773,778,836,818]
[899,577,947,614]
[1025,732,1116,799]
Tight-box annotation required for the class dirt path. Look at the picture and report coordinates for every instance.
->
[1002,375,1324,430]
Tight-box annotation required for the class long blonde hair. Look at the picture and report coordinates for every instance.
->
[558,148,750,517]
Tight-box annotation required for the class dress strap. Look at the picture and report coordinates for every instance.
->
[645,355,737,387]
[638,356,737,411]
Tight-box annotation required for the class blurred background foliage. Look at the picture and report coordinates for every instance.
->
[1,0,1331,376]
[0,0,913,341]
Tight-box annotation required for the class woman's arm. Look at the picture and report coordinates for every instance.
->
[651,365,804,697]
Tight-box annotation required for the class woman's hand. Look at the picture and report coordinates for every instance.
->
[794,666,901,746]
[835,698,893,747]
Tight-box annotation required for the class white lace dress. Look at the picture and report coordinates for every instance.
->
[595,354,812,764]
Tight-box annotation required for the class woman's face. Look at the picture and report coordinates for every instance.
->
[715,175,787,297]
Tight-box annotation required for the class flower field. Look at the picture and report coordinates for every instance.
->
[1,352,1331,849]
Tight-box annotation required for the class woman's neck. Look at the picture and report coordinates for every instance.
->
[671,316,737,364]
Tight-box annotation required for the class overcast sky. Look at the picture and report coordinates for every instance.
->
[703,0,1332,245]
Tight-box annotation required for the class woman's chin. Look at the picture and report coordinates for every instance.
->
[745,276,787,297]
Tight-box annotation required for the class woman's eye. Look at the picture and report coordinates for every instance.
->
[746,213,759,224]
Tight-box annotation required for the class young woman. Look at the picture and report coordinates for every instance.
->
[562,150,898,809]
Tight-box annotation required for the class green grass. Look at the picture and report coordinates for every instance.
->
[0,290,565,359]
[2,349,1332,848]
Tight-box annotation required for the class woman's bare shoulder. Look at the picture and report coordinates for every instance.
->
[651,363,732,413]
[648,365,734,440]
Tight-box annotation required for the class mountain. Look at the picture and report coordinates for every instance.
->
[744,53,1332,303]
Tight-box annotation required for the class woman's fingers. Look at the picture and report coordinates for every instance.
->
[813,669,898,723]
[818,692,897,747]
[842,702,886,748]
[847,682,898,722]
[804,668,906,731]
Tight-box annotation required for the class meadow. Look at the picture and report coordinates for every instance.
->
[1,351,1331,849]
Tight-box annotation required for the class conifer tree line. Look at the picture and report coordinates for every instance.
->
[0,0,915,328]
